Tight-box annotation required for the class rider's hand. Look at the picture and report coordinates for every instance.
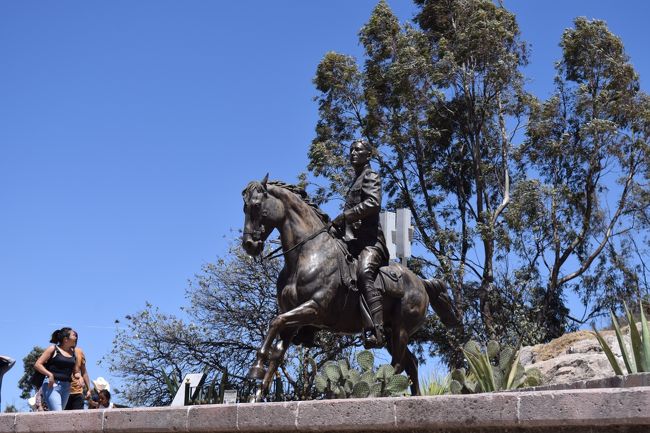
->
[332,213,346,228]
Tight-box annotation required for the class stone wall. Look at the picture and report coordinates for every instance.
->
[1,387,649,433]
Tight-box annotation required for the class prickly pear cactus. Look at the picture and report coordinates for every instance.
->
[314,350,410,399]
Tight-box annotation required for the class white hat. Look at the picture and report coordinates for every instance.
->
[93,377,110,391]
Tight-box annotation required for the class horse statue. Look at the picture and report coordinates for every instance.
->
[241,175,459,401]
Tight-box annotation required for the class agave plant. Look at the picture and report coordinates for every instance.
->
[161,368,183,402]
[419,371,451,396]
[450,340,542,394]
[314,350,409,399]
[592,301,650,375]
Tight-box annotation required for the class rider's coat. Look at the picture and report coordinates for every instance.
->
[342,163,388,257]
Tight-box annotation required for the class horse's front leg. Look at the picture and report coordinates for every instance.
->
[252,330,294,402]
[247,299,320,382]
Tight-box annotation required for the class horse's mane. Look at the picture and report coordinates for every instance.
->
[242,180,331,224]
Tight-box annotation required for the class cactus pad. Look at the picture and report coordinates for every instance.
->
[487,340,500,359]
[386,374,409,395]
[324,362,342,382]
[356,350,374,371]
[352,381,371,398]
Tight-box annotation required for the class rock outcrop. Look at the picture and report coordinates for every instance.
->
[519,327,636,385]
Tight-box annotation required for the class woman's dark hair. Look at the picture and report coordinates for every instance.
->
[50,327,75,344]
[99,389,111,400]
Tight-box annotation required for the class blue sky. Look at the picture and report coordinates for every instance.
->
[1,1,648,410]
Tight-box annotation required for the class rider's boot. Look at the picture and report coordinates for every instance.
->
[364,290,385,348]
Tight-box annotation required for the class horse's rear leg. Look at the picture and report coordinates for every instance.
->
[403,348,420,396]
[388,325,408,374]
[247,300,320,381]
[388,327,420,395]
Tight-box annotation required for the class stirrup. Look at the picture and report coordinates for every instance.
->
[363,325,385,349]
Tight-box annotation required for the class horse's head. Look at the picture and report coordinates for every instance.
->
[241,174,281,256]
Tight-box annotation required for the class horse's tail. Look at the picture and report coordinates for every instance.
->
[422,278,462,328]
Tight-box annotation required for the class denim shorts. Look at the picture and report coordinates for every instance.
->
[41,378,71,411]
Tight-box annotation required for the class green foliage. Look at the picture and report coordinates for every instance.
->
[518,16,650,340]
[314,350,410,399]
[17,346,44,399]
[593,301,650,375]
[449,340,542,394]
[419,371,451,396]
[3,404,17,413]
[160,368,182,402]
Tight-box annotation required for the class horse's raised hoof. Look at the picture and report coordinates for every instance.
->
[247,366,266,380]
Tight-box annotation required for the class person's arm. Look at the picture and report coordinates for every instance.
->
[34,346,56,388]
[72,360,82,385]
[87,395,99,409]
[77,349,92,398]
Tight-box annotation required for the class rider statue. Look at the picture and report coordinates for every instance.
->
[332,139,389,348]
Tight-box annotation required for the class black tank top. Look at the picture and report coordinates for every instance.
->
[47,346,76,382]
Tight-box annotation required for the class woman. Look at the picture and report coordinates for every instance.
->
[34,327,82,411]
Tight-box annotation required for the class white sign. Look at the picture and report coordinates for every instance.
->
[396,208,412,259]
[380,208,413,265]
[223,389,238,404]
[170,373,205,406]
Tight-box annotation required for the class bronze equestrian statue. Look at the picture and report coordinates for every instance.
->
[241,142,459,402]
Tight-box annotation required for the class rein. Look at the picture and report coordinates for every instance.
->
[263,224,330,261]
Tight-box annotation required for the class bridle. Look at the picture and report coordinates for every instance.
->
[262,224,330,261]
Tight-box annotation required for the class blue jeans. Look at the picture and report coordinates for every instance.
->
[41,379,71,411]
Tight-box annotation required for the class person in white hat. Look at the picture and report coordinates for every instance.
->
[88,377,112,409]
[92,377,110,392]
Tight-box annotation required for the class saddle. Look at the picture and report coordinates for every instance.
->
[334,238,404,299]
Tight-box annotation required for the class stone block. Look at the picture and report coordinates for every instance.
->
[518,388,650,427]
[187,404,237,432]
[585,375,622,389]
[0,414,15,433]
[15,410,102,433]
[622,373,650,388]
[238,401,298,432]
[104,406,188,432]
[395,394,518,430]
[297,398,395,431]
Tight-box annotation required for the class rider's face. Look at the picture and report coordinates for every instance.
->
[350,142,370,167]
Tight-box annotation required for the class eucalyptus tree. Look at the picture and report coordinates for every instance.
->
[308,0,530,361]
[513,18,650,339]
